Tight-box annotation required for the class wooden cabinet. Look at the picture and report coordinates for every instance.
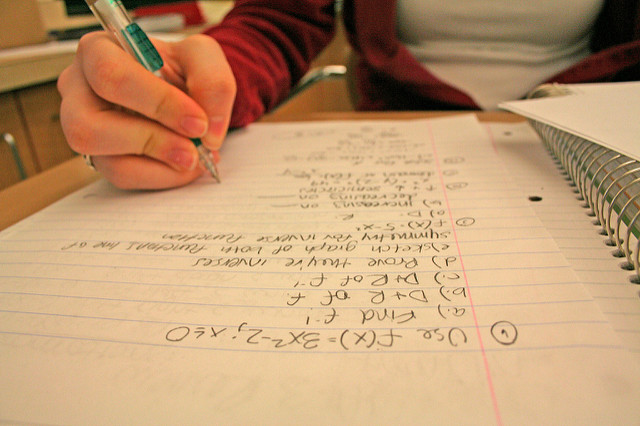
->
[0,91,37,189]
[0,82,75,191]
[17,83,75,171]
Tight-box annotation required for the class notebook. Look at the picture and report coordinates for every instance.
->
[501,82,640,161]
[485,121,640,357]
[1,115,638,424]
[499,83,640,358]
[502,85,639,274]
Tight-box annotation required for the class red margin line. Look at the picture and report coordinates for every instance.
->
[426,121,503,425]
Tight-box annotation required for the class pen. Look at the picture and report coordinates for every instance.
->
[84,0,220,183]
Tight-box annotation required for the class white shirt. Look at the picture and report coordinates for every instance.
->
[396,0,605,109]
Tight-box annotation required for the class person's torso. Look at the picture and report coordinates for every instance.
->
[395,0,605,108]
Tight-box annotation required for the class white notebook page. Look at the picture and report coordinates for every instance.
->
[1,115,638,424]
[486,121,640,358]
[500,82,640,161]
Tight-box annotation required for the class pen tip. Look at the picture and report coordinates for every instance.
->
[209,164,221,183]
[196,144,221,183]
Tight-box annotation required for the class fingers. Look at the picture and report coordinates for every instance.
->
[59,56,200,172]
[91,155,203,190]
[160,34,237,150]
[58,31,235,189]
[77,32,210,139]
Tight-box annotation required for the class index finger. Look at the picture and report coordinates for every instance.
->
[77,32,209,139]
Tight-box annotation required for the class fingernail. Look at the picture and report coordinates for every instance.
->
[210,116,227,137]
[168,148,197,171]
[206,116,227,150]
[181,116,208,136]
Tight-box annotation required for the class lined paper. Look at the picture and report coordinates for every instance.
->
[1,115,638,424]
[486,121,640,358]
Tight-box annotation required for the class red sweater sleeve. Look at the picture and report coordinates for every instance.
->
[203,0,336,127]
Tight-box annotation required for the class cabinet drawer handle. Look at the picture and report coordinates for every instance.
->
[2,133,26,180]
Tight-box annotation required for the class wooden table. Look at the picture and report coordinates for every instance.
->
[0,111,524,231]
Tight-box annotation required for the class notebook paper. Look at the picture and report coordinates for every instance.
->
[1,115,638,424]
[486,121,640,358]
[500,82,640,161]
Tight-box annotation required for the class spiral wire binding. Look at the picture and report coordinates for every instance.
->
[528,119,640,283]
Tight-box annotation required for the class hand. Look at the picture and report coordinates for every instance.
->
[58,32,236,189]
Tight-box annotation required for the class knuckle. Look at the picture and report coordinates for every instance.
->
[109,174,135,190]
[139,129,160,157]
[59,101,94,153]
[64,124,93,154]
[77,31,102,50]
[77,33,127,100]
[218,75,237,98]
[75,32,96,57]
[200,77,237,106]
[183,35,237,100]
[56,66,71,96]
[91,58,126,99]
[102,160,138,190]
[187,33,220,51]
[153,90,174,120]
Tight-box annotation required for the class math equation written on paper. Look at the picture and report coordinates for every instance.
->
[58,121,519,353]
